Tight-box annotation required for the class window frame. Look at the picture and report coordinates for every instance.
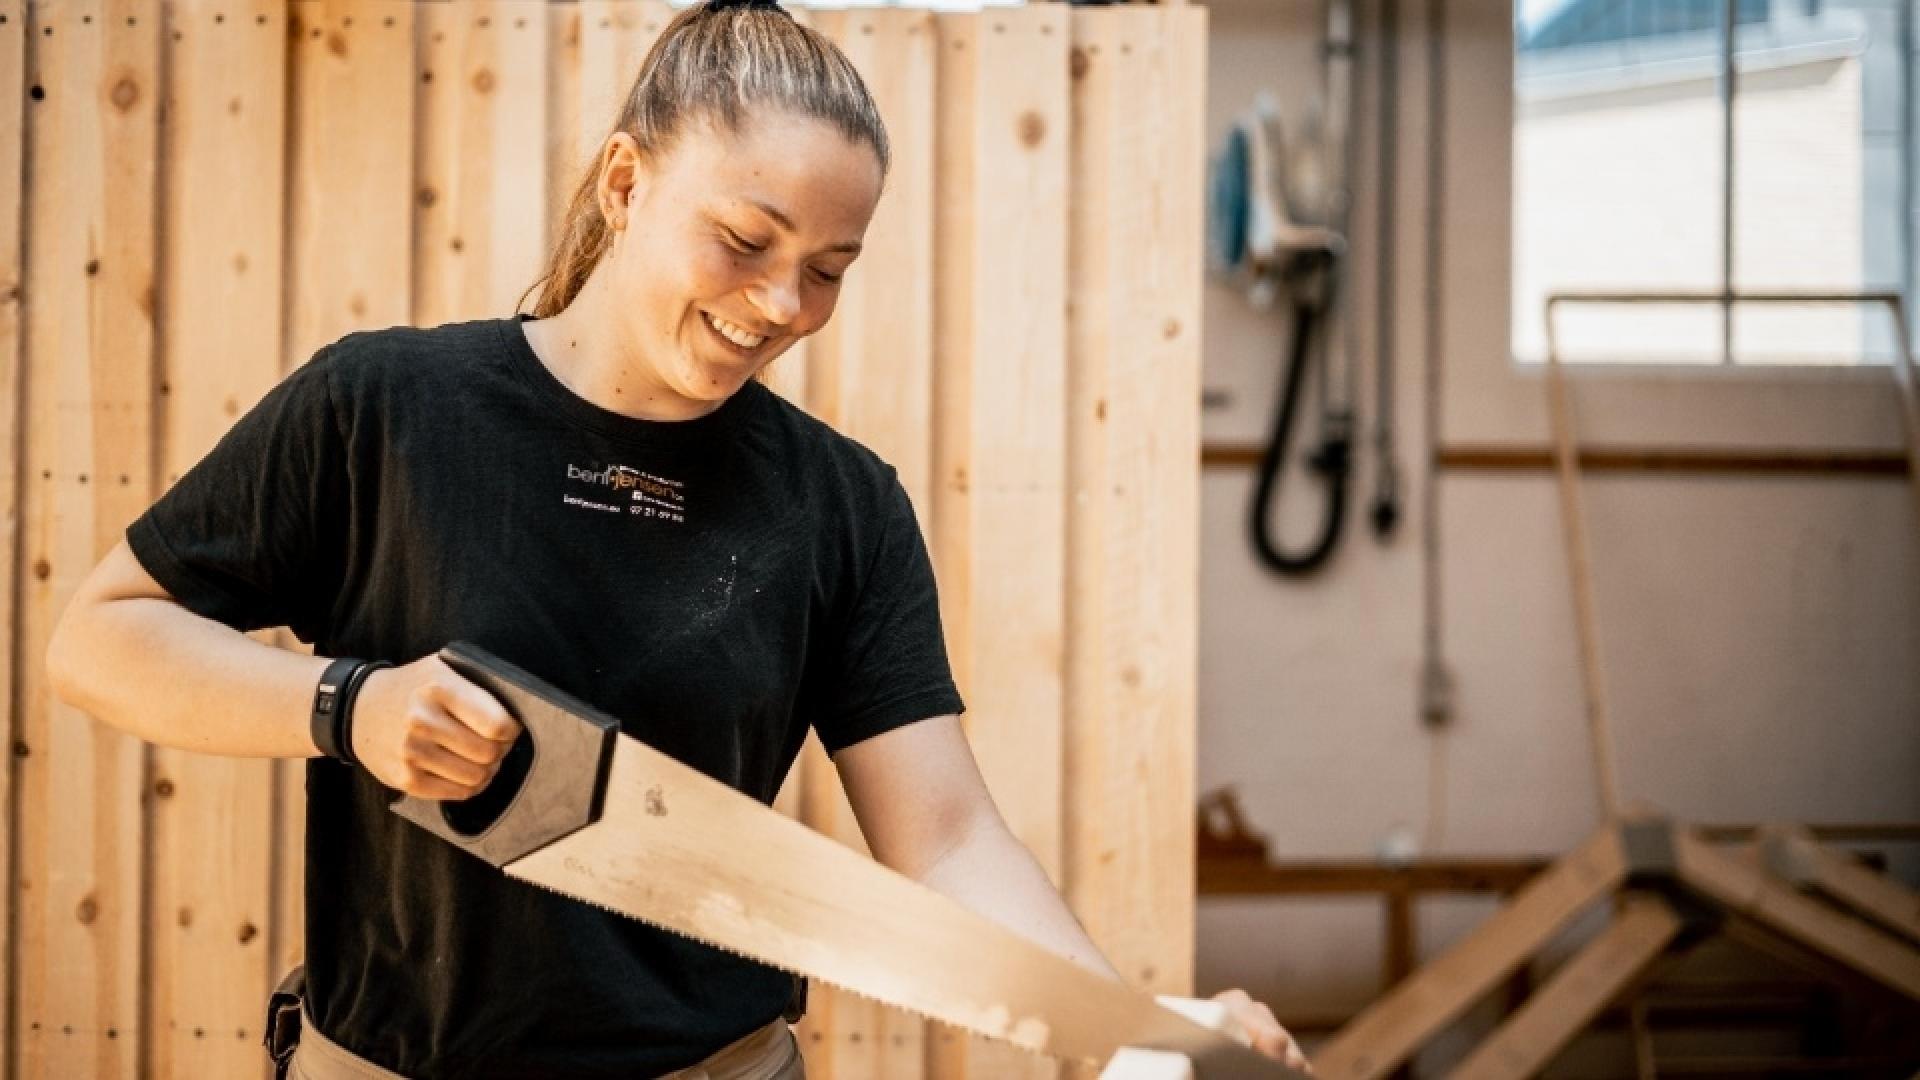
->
[1440,2,1909,454]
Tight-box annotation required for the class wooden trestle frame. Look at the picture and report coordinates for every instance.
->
[1310,292,1920,1078]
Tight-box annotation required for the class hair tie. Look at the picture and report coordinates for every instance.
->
[704,0,788,13]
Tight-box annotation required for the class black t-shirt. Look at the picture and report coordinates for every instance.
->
[124,313,965,1078]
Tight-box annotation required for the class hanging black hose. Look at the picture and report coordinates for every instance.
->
[1250,250,1352,575]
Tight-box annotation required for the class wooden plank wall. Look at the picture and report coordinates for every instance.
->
[14,3,157,1077]
[0,3,1208,1079]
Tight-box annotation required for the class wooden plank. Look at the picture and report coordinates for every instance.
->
[1428,445,1911,476]
[1445,895,1683,1080]
[413,0,548,327]
[1874,296,1920,522]
[1198,856,1550,896]
[145,3,285,1076]
[1674,827,1920,1000]
[1313,825,1628,1080]
[13,2,159,1075]
[1063,4,1207,1010]
[784,10,940,1078]
[930,8,1070,1080]
[1695,822,1920,845]
[278,0,417,993]
[1542,300,1622,821]
[0,2,24,1076]
[1757,824,1920,946]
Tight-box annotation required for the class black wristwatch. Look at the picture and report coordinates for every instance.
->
[312,657,388,765]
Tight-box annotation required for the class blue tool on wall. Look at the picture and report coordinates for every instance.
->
[1209,0,1401,577]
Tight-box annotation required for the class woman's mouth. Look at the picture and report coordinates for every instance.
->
[701,310,769,356]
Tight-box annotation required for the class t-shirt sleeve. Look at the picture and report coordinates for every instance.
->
[124,345,349,643]
[808,470,966,756]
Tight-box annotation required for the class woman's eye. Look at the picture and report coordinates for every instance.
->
[812,268,844,285]
[722,229,765,254]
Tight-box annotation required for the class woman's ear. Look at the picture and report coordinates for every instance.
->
[598,132,650,228]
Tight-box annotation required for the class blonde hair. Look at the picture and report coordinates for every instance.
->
[521,1,890,318]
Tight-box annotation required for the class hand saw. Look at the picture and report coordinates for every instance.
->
[391,642,1302,1078]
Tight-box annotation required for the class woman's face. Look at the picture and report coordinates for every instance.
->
[599,110,883,407]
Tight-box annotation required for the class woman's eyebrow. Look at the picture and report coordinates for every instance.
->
[745,197,863,255]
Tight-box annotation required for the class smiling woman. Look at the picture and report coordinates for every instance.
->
[41,0,1300,1077]
[518,0,888,422]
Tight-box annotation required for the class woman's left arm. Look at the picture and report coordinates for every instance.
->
[833,714,1310,1071]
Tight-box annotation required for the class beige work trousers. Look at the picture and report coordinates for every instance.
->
[288,1007,806,1080]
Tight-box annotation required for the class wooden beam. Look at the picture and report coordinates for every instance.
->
[0,2,24,1074]
[1434,445,1910,476]
[1313,825,1628,1080]
[1063,0,1207,1003]
[1445,895,1684,1080]
[930,8,1070,1079]
[14,2,159,1075]
[1203,444,1913,475]
[1198,856,1549,896]
[412,0,550,327]
[148,4,288,1075]
[1756,825,1920,947]
[1674,828,1920,1001]
[1694,822,1920,845]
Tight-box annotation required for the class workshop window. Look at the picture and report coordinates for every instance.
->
[1511,0,1912,366]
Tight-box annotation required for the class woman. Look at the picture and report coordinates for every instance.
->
[47,1,1306,1076]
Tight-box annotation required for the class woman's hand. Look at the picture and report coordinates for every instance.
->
[1210,987,1312,1074]
[349,653,522,800]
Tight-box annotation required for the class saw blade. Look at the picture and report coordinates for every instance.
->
[500,735,1298,1079]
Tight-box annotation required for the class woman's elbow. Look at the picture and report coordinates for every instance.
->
[45,597,96,709]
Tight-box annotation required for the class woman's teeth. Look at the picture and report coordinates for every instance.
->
[705,311,767,350]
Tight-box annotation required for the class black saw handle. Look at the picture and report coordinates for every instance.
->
[390,641,619,867]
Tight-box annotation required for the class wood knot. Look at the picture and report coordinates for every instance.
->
[176,906,193,929]
[416,186,437,209]
[32,558,49,581]
[154,777,175,798]
[472,67,495,94]
[1162,317,1181,340]
[110,76,139,111]
[85,259,99,276]
[1017,111,1046,148]
[75,894,98,925]
[326,30,348,57]
[1070,47,1090,80]
[237,921,258,944]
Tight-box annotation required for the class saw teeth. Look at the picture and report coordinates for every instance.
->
[514,877,1081,1065]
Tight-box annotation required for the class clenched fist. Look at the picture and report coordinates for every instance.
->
[349,653,522,800]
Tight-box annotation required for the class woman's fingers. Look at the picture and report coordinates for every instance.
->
[405,734,494,791]
[1209,988,1313,1074]
[426,670,522,745]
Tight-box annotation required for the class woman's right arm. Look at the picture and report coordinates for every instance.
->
[47,539,521,800]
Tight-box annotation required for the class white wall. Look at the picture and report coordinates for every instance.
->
[1194,0,1920,1063]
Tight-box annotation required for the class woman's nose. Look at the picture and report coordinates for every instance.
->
[748,274,802,328]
